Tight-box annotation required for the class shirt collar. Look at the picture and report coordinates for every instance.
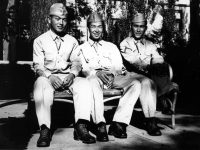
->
[88,38,103,47]
[49,30,64,42]
[132,37,145,45]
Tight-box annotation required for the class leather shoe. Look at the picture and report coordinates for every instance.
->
[108,122,127,138]
[74,124,96,144]
[37,125,51,147]
[96,123,109,142]
[146,118,162,136]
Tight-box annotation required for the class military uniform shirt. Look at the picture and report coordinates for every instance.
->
[33,30,81,78]
[76,38,124,77]
[120,37,163,72]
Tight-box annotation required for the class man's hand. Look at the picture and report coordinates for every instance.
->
[152,57,164,64]
[48,75,63,90]
[96,71,114,88]
[36,69,46,77]
[63,73,75,88]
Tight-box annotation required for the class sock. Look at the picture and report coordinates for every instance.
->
[145,117,155,123]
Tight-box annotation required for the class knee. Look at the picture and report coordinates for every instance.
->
[74,77,92,91]
[34,77,53,101]
[141,78,156,90]
[130,80,141,90]
[78,77,90,86]
[34,77,49,86]
[34,77,53,93]
[88,76,100,85]
[141,78,153,86]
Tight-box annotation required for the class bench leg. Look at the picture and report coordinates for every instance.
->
[171,92,178,129]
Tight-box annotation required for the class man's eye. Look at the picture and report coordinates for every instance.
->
[133,25,145,28]
[55,17,60,21]
[90,26,96,28]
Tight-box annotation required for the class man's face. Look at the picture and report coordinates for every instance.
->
[88,21,103,41]
[49,15,67,34]
[131,21,147,40]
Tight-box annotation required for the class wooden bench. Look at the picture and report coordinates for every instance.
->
[0,61,179,129]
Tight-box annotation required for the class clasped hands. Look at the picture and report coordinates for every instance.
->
[96,71,114,89]
[48,73,75,90]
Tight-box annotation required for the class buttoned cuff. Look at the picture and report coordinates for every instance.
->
[70,70,79,77]
[44,70,51,78]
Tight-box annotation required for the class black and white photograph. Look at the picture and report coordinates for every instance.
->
[0,0,200,149]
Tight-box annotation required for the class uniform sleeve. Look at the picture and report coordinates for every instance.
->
[69,39,82,77]
[110,45,124,76]
[33,39,51,77]
[120,39,139,65]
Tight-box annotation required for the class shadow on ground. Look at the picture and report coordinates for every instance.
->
[0,100,200,149]
[0,102,75,149]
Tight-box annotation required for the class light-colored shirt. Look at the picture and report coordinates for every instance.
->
[75,38,124,77]
[33,30,81,78]
[120,37,163,72]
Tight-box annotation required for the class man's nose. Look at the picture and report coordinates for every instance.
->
[58,19,64,25]
[94,27,99,32]
[136,27,141,32]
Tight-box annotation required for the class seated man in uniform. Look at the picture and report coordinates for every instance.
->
[33,3,95,147]
[120,13,176,114]
[75,12,162,139]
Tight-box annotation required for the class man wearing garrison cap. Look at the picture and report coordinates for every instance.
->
[33,3,95,147]
[74,12,161,142]
[120,12,176,121]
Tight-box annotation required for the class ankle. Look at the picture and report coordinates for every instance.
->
[76,119,89,125]
[40,124,49,130]
[146,117,155,121]
[97,122,106,127]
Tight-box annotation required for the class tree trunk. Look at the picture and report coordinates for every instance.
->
[0,0,8,60]
[29,0,66,40]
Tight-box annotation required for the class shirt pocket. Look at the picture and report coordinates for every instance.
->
[101,53,112,69]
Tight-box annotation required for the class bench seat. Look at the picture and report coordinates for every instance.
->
[30,88,124,103]
[0,61,179,129]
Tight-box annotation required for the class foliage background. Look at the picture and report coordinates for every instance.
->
[93,0,187,51]
[29,0,66,39]
[29,0,92,40]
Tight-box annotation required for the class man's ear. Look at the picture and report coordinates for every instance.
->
[87,27,90,40]
[48,16,51,24]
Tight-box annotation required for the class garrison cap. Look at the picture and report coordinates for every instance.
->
[87,12,103,23]
[49,3,67,18]
[132,13,146,23]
